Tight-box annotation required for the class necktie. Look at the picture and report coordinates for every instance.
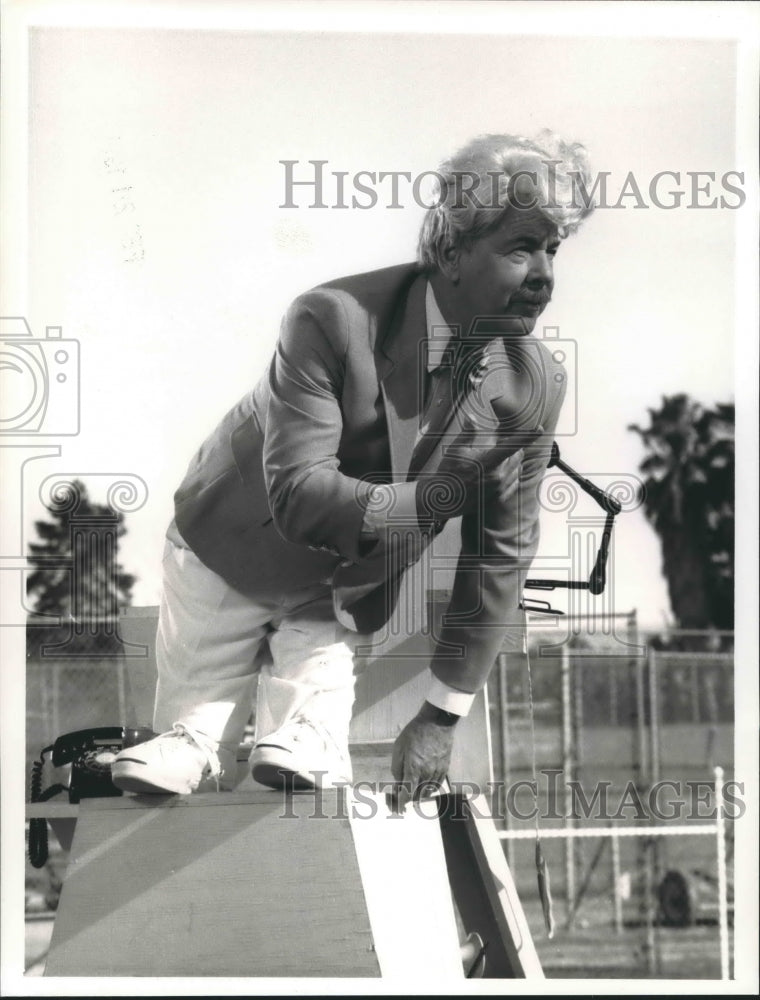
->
[410,340,491,475]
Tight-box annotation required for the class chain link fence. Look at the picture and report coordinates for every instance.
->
[26,625,129,800]
[486,617,735,978]
[25,623,133,935]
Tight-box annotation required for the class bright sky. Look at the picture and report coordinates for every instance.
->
[7,5,755,633]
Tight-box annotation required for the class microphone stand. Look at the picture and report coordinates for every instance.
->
[522,443,623,613]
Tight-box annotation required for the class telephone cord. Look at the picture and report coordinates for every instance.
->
[28,750,67,869]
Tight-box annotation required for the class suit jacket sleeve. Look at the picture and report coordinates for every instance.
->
[264,290,420,564]
[428,375,566,694]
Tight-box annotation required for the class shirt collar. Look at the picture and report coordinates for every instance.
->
[425,281,456,372]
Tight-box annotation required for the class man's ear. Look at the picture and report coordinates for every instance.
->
[439,243,461,282]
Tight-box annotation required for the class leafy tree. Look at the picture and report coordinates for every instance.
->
[628,395,734,633]
[27,479,135,623]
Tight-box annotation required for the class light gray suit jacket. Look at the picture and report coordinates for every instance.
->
[174,263,566,694]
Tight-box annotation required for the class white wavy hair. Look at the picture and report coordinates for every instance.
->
[417,130,595,272]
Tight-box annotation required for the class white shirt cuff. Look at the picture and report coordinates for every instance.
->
[426,673,476,716]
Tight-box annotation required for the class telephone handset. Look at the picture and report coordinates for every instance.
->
[29,725,153,868]
[49,726,125,772]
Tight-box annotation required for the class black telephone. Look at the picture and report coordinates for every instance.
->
[29,726,154,868]
[49,727,127,801]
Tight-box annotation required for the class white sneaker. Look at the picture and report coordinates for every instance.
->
[250,716,352,790]
[111,723,222,794]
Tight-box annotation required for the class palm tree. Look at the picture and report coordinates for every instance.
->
[629,395,734,633]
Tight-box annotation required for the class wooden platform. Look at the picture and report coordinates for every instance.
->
[43,790,464,979]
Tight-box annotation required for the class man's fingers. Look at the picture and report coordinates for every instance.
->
[390,744,403,783]
[402,758,420,796]
[394,777,414,811]
[394,753,424,811]
[389,746,413,810]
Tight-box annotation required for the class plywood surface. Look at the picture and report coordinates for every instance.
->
[45,793,380,977]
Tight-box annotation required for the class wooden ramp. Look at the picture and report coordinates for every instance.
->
[44,790,463,978]
[41,789,541,979]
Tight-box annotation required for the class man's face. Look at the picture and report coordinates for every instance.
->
[452,204,560,337]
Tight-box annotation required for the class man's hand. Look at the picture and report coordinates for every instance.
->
[391,702,459,810]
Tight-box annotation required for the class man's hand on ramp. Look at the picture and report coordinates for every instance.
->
[390,702,459,810]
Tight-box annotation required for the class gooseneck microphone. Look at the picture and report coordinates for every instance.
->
[548,442,622,516]
[523,443,623,606]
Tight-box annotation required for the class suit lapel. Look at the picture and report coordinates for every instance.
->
[407,388,451,477]
[378,275,428,478]
[408,336,537,477]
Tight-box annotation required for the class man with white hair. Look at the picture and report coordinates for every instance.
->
[112,131,594,799]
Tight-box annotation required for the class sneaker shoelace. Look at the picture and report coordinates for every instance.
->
[288,715,349,764]
[164,722,222,789]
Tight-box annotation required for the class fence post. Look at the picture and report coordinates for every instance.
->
[690,659,700,723]
[611,828,623,933]
[647,647,660,785]
[561,644,575,924]
[633,646,655,973]
[646,646,662,973]
[715,765,730,980]
[116,660,127,726]
[51,665,60,744]
[635,650,648,785]
[497,652,514,871]
[643,837,660,976]
[40,662,51,738]
[574,657,584,771]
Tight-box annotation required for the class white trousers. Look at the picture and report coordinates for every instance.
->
[153,539,357,756]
